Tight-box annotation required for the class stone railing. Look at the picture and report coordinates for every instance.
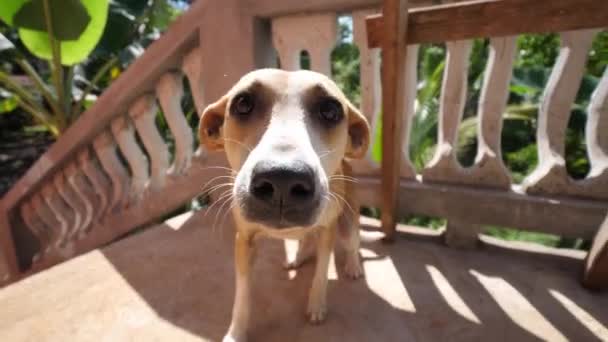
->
[270,2,608,247]
[0,0,417,286]
[1,0,607,287]
[0,1,227,283]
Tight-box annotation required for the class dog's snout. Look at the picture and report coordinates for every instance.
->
[250,161,316,207]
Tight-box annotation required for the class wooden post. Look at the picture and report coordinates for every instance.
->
[583,213,608,290]
[380,0,409,240]
[0,203,19,283]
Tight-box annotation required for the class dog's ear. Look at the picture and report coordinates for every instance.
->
[199,95,228,151]
[345,102,370,159]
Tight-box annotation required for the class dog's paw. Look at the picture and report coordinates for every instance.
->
[344,255,363,280]
[283,257,311,270]
[307,295,327,324]
[307,305,327,324]
[283,259,301,270]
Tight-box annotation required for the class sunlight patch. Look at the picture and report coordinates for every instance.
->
[471,270,567,341]
[549,289,608,340]
[426,265,480,324]
[364,255,416,313]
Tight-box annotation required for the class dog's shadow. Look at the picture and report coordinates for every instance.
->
[101,211,608,342]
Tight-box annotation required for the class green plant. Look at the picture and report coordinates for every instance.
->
[0,0,187,137]
[331,17,361,106]
[0,0,110,136]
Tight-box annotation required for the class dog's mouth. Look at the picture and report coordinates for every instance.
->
[241,201,322,229]
[235,159,325,229]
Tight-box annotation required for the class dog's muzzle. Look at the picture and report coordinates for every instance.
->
[241,160,321,228]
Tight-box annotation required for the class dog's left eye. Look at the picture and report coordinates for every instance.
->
[317,98,343,124]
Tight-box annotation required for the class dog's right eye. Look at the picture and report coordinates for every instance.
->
[231,93,255,118]
[317,98,343,125]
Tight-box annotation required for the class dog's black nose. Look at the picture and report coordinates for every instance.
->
[250,160,316,207]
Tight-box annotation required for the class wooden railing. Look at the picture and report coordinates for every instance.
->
[1,0,607,288]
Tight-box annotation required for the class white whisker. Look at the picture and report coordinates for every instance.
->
[223,137,253,152]
[194,165,236,173]
[330,191,356,216]
[212,194,234,233]
[318,149,335,159]
[204,182,235,195]
[200,175,235,193]
[204,190,233,217]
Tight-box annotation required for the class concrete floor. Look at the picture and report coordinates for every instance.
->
[0,210,607,342]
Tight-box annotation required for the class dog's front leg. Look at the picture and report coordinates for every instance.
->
[224,231,255,342]
[307,226,335,323]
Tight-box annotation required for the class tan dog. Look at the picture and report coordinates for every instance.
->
[199,69,370,342]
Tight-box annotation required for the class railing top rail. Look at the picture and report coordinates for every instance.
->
[366,0,608,47]
[245,0,434,18]
[0,0,209,212]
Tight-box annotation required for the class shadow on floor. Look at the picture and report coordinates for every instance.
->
[100,210,608,341]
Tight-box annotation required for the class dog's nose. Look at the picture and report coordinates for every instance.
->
[250,160,316,207]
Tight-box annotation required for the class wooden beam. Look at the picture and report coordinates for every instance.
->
[366,0,608,48]
[583,214,608,291]
[380,0,410,240]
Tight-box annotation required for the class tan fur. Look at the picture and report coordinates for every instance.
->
[199,69,370,342]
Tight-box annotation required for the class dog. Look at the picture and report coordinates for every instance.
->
[198,69,370,342]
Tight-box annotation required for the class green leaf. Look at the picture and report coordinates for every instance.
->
[23,124,50,132]
[509,84,537,96]
[13,0,91,41]
[18,0,109,65]
[0,95,18,114]
[94,5,137,56]
[371,111,382,163]
[0,0,27,26]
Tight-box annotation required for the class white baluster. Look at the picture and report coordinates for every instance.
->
[400,44,420,178]
[111,115,149,203]
[182,48,205,115]
[182,47,207,158]
[41,184,72,248]
[521,30,597,195]
[31,194,60,250]
[65,162,95,239]
[20,201,49,260]
[422,40,473,182]
[129,96,170,191]
[53,172,84,242]
[156,72,194,175]
[78,149,111,222]
[352,9,382,175]
[587,67,608,177]
[272,14,338,75]
[93,131,130,211]
[416,40,482,248]
[468,36,517,188]
[570,65,608,199]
